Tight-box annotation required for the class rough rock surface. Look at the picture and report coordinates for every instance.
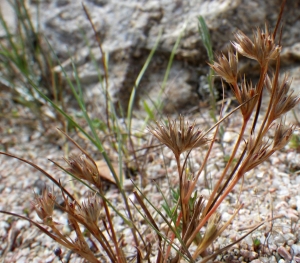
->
[1,1,300,262]
[6,0,295,115]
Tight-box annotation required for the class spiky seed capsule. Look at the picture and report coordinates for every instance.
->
[268,75,300,121]
[232,26,281,66]
[273,122,294,151]
[32,187,56,222]
[64,154,99,185]
[209,51,238,84]
[77,197,102,225]
[149,115,208,157]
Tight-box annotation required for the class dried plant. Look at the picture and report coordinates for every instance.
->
[146,0,298,261]
[1,1,299,263]
[149,116,209,159]
[32,186,56,224]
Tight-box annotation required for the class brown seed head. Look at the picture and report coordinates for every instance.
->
[244,136,272,172]
[273,122,294,151]
[77,197,102,225]
[210,51,238,84]
[149,115,208,157]
[268,74,300,121]
[32,187,56,223]
[64,154,99,185]
[232,26,281,66]
[239,78,258,119]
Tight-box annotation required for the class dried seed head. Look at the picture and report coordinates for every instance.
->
[268,74,300,121]
[239,78,258,119]
[210,51,238,84]
[32,187,56,223]
[149,115,208,157]
[273,122,294,151]
[244,136,272,172]
[73,238,90,253]
[77,197,102,225]
[232,26,281,66]
[64,154,99,186]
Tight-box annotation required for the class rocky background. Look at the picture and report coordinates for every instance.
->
[1,1,300,262]
[1,0,300,115]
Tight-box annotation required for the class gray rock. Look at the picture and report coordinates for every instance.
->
[14,0,300,114]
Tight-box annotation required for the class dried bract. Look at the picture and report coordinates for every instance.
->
[194,212,221,256]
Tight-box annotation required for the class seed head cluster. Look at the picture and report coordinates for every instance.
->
[149,115,208,158]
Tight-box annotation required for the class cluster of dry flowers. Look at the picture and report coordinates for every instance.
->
[1,1,299,262]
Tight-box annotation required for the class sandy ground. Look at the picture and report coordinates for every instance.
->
[1,81,300,263]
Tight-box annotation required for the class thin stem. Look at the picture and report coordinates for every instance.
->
[250,65,268,134]
[208,145,247,213]
[183,130,217,204]
[203,119,247,216]
[82,3,110,131]
[92,227,117,262]
[176,154,187,236]
[186,169,242,247]
[258,55,281,137]
[249,55,281,157]
[101,196,124,263]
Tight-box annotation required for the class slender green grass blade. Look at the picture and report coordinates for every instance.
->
[127,29,162,131]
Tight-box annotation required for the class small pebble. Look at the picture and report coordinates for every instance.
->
[278,246,291,260]
[240,249,258,260]
[292,244,300,256]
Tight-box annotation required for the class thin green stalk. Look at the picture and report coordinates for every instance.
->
[67,58,139,248]
[127,29,162,132]
[143,21,187,127]
[82,3,110,130]
[131,180,191,256]
[198,16,217,119]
